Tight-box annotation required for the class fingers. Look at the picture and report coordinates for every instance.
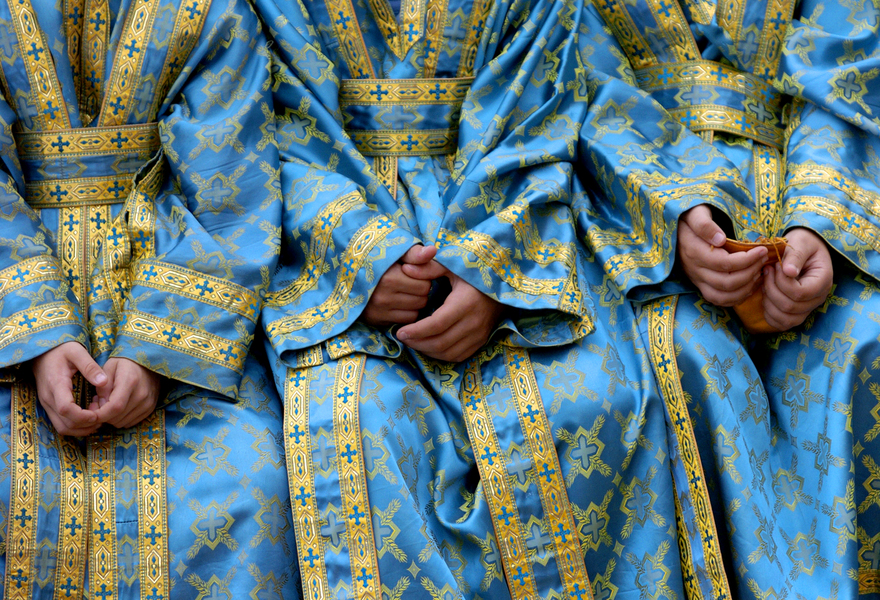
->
[67,343,108,388]
[400,244,437,265]
[780,243,807,278]
[381,264,433,295]
[401,260,449,281]
[397,299,460,342]
[40,386,100,437]
[681,205,726,247]
[94,359,160,428]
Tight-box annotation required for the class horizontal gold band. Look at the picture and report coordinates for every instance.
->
[637,61,783,109]
[339,77,473,105]
[668,105,784,149]
[349,128,458,156]
[26,175,135,207]
[15,123,161,158]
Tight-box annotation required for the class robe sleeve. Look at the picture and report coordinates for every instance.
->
[105,0,281,397]
[0,98,87,368]
[774,0,880,277]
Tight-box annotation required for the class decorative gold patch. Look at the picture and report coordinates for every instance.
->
[137,411,170,600]
[324,0,375,78]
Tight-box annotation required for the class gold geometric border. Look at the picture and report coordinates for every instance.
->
[339,78,472,105]
[137,410,169,600]
[133,261,259,322]
[646,296,731,599]
[332,355,381,600]
[88,434,118,600]
[0,303,81,352]
[285,366,331,600]
[505,347,594,600]
[15,123,160,158]
[118,310,248,374]
[460,358,538,599]
[25,176,134,208]
[0,257,62,299]
[348,128,459,157]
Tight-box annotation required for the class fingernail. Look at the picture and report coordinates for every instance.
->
[95,374,107,385]
[711,233,726,247]
[397,331,408,341]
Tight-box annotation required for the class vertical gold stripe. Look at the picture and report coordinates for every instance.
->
[285,366,331,600]
[137,410,169,600]
[591,0,658,71]
[63,0,86,108]
[89,436,118,600]
[461,359,538,600]
[129,190,156,261]
[669,477,702,600]
[422,0,448,77]
[365,0,402,58]
[333,355,382,600]
[54,432,89,599]
[59,207,85,306]
[752,0,798,79]
[324,0,376,78]
[148,0,211,121]
[753,144,782,237]
[716,0,747,52]
[644,0,700,61]
[505,347,594,600]
[5,383,39,599]
[373,155,398,199]
[81,0,110,124]
[456,0,491,77]
[99,0,162,126]
[400,0,424,59]
[8,0,72,129]
[647,296,732,599]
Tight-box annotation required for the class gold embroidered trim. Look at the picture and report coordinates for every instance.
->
[593,0,659,70]
[99,0,162,126]
[0,257,62,299]
[63,0,86,108]
[399,0,424,59]
[752,0,797,80]
[349,128,459,156]
[645,0,700,62]
[324,0,375,78]
[9,0,71,130]
[373,156,398,198]
[137,411,170,600]
[422,0,448,77]
[366,0,403,59]
[15,124,161,158]
[89,435,118,600]
[753,144,782,237]
[55,430,89,600]
[0,303,81,351]
[636,61,783,110]
[505,347,594,600]
[325,334,355,360]
[91,321,116,356]
[82,0,110,122]
[265,191,364,307]
[647,296,731,599]
[861,569,880,594]
[150,0,211,120]
[5,383,39,599]
[266,214,397,335]
[460,358,538,599]
[788,196,880,252]
[339,77,472,105]
[457,0,491,77]
[25,176,135,208]
[786,165,880,216]
[119,310,249,373]
[285,366,331,600]
[296,346,324,368]
[667,105,784,149]
[333,355,381,599]
[669,477,702,600]
[134,261,260,322]
[59,206,86,304]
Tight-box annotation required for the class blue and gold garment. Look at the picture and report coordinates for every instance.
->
[585,0,880,595]
[0,1,300,599]
[251,0,776,597]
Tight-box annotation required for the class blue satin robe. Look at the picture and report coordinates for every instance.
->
[252,0,769,597]
[587,0,880,596]
[0,1,300,598]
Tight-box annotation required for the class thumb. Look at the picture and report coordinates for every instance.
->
[683,205,726,247]
[401,244,437,265]
[68,345,108,388]
[401,260,449,281]
[781,243,807,278]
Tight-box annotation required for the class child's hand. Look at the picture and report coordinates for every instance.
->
[91,358,162,429]
[396,267,505,363]
[761,227,833,331]
[677,205,768,306]
[362,245,444,327]
[31,341,107,436]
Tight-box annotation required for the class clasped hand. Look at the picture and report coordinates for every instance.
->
[31,342,161,436]
[677,205,834,330]
[362,245,506,362]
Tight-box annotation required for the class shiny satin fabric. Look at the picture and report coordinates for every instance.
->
[0,0,300,598]
[250,0,774,596]
[587,0,880,595]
